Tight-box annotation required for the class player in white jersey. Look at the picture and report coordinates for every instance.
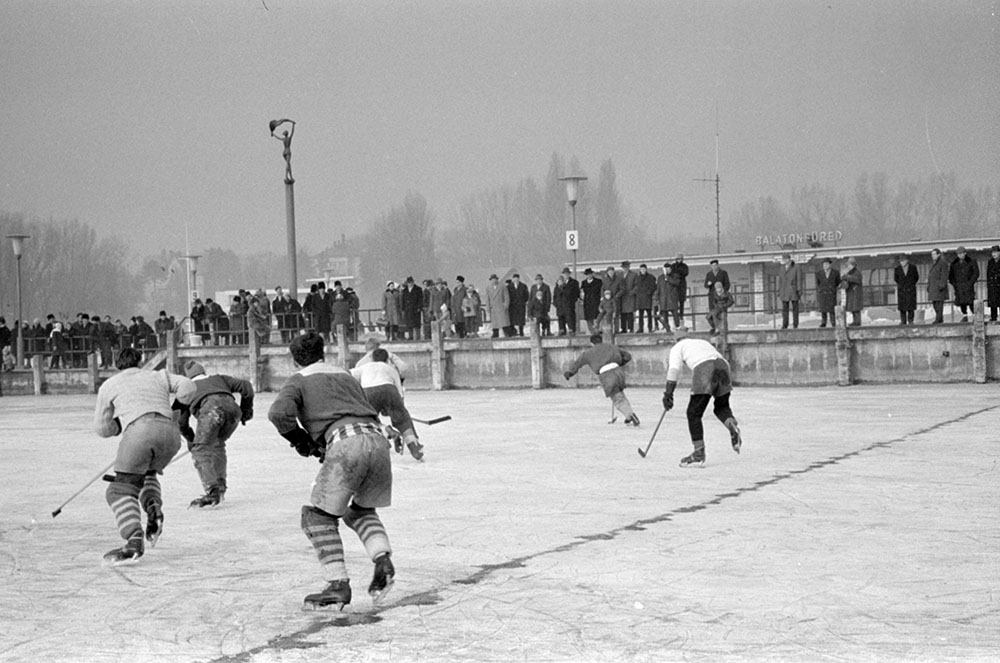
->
[662,328,742,467]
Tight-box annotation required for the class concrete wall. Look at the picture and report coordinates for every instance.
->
[3,308,997,397]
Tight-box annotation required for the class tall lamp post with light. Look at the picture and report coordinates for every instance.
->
[559,176,587,280]
[7,234,30,369]
[183,254,201,336]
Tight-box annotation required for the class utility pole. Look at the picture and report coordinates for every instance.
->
[694,132,722,254]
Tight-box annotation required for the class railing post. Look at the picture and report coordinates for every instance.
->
[834,304,852,386]
[31,354,44,395]
[166,330,178,374]
[972,300,987,384]
[248,324,262,392]
[336,324,350,368]
[529,320,544,389]
[430,318,445,390]
[87,352,100,394]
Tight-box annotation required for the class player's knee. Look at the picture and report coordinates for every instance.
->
[105,472,143,504]
[301,504,339,530]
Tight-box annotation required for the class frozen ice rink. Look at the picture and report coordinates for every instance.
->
[1,384,998,663]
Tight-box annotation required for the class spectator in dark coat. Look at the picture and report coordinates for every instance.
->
[528,274,552,336]
[400,277,423,340]
[840,257,864,326]
[815,258,841,327]
[314,282,333,341]
[926,249,950,324]
[580,268,603,334]
[703,260,731,311]
[987,245,1000,323]
[618,261,638,334]
[655,263,683,331]
[948,246,979,321]
[671,253,690,323]
[559,267,581,334]
[553,274,576,336]
[451,276,468,338]
[777,253,803,329]
[893,255,919,325]
[507,274,529,337]
[601,266,623,333]
[635,264,657,333]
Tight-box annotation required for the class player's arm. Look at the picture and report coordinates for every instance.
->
[268,381,322,459]
[93,387,121,438]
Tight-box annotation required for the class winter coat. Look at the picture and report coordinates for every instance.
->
[635,271,657,309]
[655,272,682,311]
[619,270,638,313]
[595,297,617,328]
[893,263,919,312]
[840,266,863,312]
[486,283,510,329]
[553,282,571,316]
[330,291,353,329]
[529,283,552,316]
[561,277,581,312]
[508,281,529,326]
[400,284,423,329]
[814,268,841,312]
[429,286,450,320]
[703,268,730,307]
[948,255,979,306]
[581,276,603,320]
[462,291,481,319]
[601,270,624,305]
[527,296,550,322]
[987,257,1000,307]
[451,284,467,319]
[927,258,950,302]
[383,289,402,326]
[778,262,803,302]
[671,261,689,302]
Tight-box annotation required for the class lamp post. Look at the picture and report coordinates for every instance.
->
[559,176,587,280]
[270,118,298,301]
[7,234,30,370]
[183,254,201,334]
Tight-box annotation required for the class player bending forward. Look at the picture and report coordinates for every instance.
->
[94,348,196,565]
[564,333,640,427]
[178,360,255,508]
[268,332,396,610]
[662,328,742,467]
[351,348,424,461]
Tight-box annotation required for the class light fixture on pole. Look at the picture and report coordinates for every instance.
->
[7,234,30,370]
[182,254,201,334]
[559,176,587,280]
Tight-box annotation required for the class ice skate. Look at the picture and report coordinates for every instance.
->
[406,441,424,461]
[303,579,351,611]
[103,534,144,566]
[145,503,164,547]
[679,448,706,468]
[726,418,742,454]
[368,553,395,604]
[624,413,640,427]
[189,486,224,509]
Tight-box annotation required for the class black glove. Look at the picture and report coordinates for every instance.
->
[282,428,321,459]
[179,424,195,444]
[112,417,123,436]
[662,380,677,411]
[563,371,573,380]
[240,408,253,425]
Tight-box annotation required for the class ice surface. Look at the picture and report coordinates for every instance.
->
[1,385,998,662]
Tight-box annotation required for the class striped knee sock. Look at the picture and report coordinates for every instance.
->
[139,474,162,512]
[301,505,348,580]
[343,507,391,560]
[106,482,143,541]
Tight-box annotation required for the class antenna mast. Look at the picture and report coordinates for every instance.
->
[694,112,722,253]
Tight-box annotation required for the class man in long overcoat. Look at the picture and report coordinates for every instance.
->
[948,246,979,322]
[618,261,638,334]
[486,274,510,338]
[777,253,803,329]
[893,255,919,325]
[507,274,529,336]
[987,245,1000,323]
[635,264,657,333]
[580,269,603,334]
[815,258,840,327]
[400,277,423,340]
[926,249,949,324]
[840,257,864,326]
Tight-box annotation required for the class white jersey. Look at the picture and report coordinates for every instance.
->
[355,350,409,379]
[666,338,724,382]
[350,361,403,396]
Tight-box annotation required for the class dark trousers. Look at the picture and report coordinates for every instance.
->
[932,301,944,323]
[636,308,653,332]
[990,306,998,322]
[899,310,915,325]
[620,311,634,333]
[819,309,836,327]
[454,321,466,338]
[673,304,684,329]
[781,301,799,329]
[849,311,862,326]
[686,393,734,442]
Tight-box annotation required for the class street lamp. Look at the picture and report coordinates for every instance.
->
[183,254,201,334]
[7,234,30,370]
[559,176,587,280]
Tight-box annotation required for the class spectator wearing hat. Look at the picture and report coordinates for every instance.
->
[428,278,451,335]
[451,276,468,338]
[840,257,863,326]
[777,253,803,329]
[462,284,482,336]
[634,264,657,333]
[528,274,552,336]
[486,274,510,338]
[671,253,690,324]
[580,268,603,334]
[815,258,841,327]
[619,261,638,333]
[948,246,979,322]
[601,266,623,333]
[400,277,423,340]
[703,260,730,318]
[893,255,919,325]
[987,245,1000,322]
[177,360,255,508]
[507,273,530,337]
[382,281,402,341]
[926,249,949,324]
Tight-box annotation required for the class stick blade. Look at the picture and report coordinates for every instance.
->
[428,415,452,425]
[51,509,62,518]
[637,448,648,458]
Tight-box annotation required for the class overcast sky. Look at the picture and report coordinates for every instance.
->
[1,0,997,260]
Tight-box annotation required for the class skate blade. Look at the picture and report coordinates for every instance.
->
[679,461,706,469]
[102,555,141,568]
[302,601,348,612]
[145,533,161,548]
[369,579,395,605]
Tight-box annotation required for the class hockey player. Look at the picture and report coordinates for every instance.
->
[268,332,395,610]
[351,348,424,461]
[93,348,196,565]
[563,333,640,427]
[177,360,255,508]
[662,327,742,468]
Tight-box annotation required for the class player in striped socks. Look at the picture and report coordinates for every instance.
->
[93,348,196,565]
[268,332,396,610]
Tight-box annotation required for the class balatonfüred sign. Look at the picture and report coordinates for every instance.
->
[755,230,843,247]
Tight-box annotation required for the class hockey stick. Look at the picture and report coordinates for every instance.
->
[608,401,617,424]
[52,460,116,518]
[412,416,452,425]
[637,409,668,458]
[101,449,192,482]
